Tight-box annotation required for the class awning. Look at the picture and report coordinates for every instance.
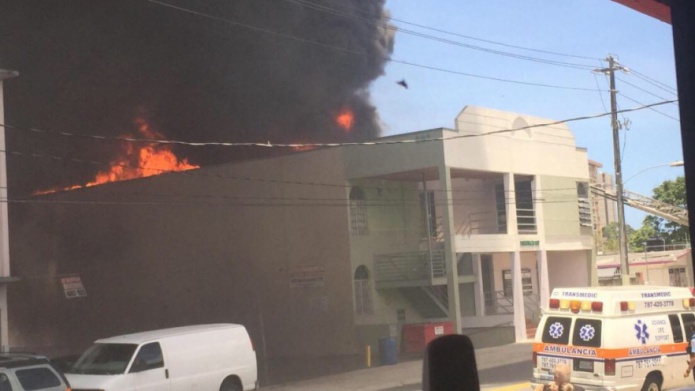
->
[597,267,620,279]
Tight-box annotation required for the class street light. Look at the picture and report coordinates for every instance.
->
[623,160,684,184]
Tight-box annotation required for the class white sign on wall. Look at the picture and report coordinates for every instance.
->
[61,276,87,298]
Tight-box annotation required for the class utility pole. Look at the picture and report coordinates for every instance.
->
[0,69,18,352]
[595,56,630,286]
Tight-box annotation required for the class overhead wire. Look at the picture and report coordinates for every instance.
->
[286,0,599,60]
[145,0,604,92]
[279,0,597,70]
[629,68,678,94]
[0,99,676,149]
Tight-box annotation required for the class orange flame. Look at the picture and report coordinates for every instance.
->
[34,118,198,195]
[335,108,354,132]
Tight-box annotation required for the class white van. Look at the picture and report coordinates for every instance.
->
[66,324,257,391]
[531,286,695,391]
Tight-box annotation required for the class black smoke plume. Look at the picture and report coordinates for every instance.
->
[0,0,395,195]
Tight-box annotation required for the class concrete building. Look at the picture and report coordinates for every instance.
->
[597,247,692,287]
[8,105,593,358]
[588,160,618,252]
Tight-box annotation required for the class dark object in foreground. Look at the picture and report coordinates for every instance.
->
[422,334,480,391]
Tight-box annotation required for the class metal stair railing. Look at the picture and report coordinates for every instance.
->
[420,285,449,317]
[374,251,446,284]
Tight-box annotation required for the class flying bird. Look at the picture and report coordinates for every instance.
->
[397,79,408,89]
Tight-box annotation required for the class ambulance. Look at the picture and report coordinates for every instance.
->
[531,286,695,391]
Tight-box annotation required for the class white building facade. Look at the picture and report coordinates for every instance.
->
[345,106,594,346]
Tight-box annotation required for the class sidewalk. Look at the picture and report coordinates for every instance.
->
[263,342,533,391]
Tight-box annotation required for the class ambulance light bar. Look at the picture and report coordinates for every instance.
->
[548,299,602,312]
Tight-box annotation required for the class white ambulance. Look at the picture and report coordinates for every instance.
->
[531,286,695,391]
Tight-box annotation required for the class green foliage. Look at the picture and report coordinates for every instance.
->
[602,221,634,252]
[630,176,689,247]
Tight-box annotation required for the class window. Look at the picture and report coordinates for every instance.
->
[419,191,436,237]
[349,187,368,235]
[577,182,592,227]
[572,318,601,347]
[670,267,688,287]
[354,266,373,315]
[515,181,536,233]
[495,184,507,233]
[0,373,11,391]
[541,316,572,345]
[15,368,61,391]
[682,313,695,337]
[502,268,533,297]
[69,343,138,375]
[130,342,164,372]
[669,314,684,343]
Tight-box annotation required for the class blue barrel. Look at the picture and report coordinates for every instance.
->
[379,337,398,365]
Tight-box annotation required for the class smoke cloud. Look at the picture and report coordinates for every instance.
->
[0,0,395,196]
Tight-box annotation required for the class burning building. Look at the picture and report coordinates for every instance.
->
[9,106,594,359]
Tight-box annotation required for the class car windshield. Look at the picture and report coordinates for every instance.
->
[68,343,138,375]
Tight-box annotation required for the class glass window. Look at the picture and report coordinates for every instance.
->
[0,373,12,391]
[572,318,601,347]
[669,314,684,343]
[69,343,138,375]
[130,343,164,372]
[515,181,536,233]
[419,190,436,237]
[495,184,507,233]
[541,316,572,345]
[502,269,532,297]
[15,367,61,391]
[682,313,695,339]
[349,187,368,235]
[577,182,592,228]
[354,266,373,315]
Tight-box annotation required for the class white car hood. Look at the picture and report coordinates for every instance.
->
[65,373,123,390]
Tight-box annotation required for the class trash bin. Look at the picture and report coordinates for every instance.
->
[379,336,398,365]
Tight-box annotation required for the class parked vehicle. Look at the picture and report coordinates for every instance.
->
[531,286,695,391]
[0,353,71,391]
[66,324,257,391]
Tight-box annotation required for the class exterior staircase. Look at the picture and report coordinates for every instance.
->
[400,286,449,319]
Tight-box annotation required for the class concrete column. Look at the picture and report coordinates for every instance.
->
[538,250,549,312]
[511,251,527,341]
[0,70,18,352]
[472,253,485,316]
[439,165,462,333]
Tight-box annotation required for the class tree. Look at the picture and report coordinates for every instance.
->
[631,176,689,248]
[603,221,635,253]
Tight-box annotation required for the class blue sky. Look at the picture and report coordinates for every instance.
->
[370,0,683,228]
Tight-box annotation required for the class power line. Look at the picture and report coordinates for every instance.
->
[630,71,679,96]
[617,93,680,122]
[146,0,363,55]
[280,0,597,70]
[617,76,678,103]
[281,0,600,60]
[388,59,601,91]
[629,68,678,94]
[146,0,602,90]
[1,99,675,149]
